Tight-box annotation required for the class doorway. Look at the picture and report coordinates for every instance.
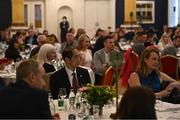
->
[57,6,73,41]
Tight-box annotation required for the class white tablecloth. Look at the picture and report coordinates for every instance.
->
[0,70,16,85]
[52,99,180,119]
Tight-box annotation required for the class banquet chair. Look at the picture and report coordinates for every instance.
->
[120,48,138,87]
[101,66,114,86]
[129,51,139,71]
[160,55,179,80]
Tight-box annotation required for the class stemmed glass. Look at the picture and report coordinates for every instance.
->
[58,88,67,110]
[59,88,67,99]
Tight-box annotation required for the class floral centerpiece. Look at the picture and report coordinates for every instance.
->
[0,58,11,70]
[80,84,115,115]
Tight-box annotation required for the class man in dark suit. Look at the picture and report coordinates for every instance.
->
[50,47,91,99]
[60,16,69,43]
[0,59,52,119]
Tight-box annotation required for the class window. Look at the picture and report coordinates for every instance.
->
[35,4,42,28]
[136,1,155,24]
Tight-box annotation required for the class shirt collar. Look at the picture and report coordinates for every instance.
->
[65,65,76,75]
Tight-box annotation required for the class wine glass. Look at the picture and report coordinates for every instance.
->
[59,88,67,99]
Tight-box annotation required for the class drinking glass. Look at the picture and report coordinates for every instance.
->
[93,105,100,119]
[59,88,67,99]
[58,88,66,110]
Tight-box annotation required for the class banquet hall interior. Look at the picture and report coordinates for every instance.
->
[1,0,180,119]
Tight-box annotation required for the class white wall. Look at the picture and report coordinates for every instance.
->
[168,0,178,27]
[44,0,115,40]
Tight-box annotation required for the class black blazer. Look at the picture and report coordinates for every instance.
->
[50,67,91,99]
[0,80,52,119]
[5,47,22,62]
[43,63,56,73]
[60,21,69,32]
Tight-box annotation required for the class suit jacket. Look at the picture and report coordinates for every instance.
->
[92,36,104,55]
[43,63,56,73]
[50,66,91,99]
[93,48,106,76]
[0,80,52,119]
[60,21,69,32]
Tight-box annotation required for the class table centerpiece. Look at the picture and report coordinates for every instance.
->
[80,84,115,116]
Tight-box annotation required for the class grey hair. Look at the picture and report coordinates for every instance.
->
[37,43,56,65]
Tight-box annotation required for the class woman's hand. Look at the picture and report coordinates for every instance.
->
[171,81,180,89]
[158,89,171,97]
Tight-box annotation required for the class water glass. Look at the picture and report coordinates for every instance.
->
[93,105,100,119]
[59,88,66,99]
[58,88,66,110]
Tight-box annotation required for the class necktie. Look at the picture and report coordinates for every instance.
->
[72,72,78,94]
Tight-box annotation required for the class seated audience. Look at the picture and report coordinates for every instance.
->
[5,34,22,62]
[157,33,172,51]
[60,31,77,53]
[37,44,56,73]
[76,34,93,68]
[46,34,61,52]
[50,47,91,99]
[0,59,52,118]
[118,86,156,119]
[43,29,49,36]
[75,28,86,41]
[29,35,46,58]
[92,30,109,55]
[129,46,180,99]
[144,31,157,47]
[161,36,180,57]
[91,28,103,42]
[24,28,37,45]
[93,36,115,85]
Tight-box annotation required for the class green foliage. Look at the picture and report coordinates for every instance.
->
[84,84,115,107]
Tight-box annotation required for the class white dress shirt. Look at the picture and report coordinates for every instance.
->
[65,66,77,87]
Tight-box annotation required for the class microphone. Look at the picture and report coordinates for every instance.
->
[130,12,133,17]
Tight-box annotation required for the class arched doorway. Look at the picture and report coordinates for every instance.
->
[57,6,73,42]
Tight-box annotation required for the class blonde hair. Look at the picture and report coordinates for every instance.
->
[37,44,56,65]
[76,34,89,50]
[159,33,172,47]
